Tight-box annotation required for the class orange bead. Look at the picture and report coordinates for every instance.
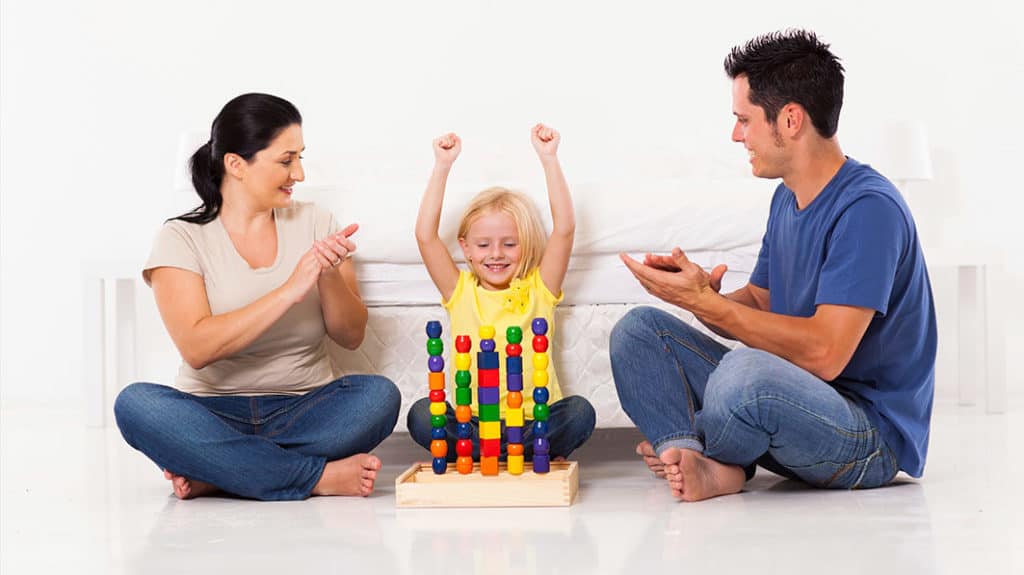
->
[457,456,474,474]
[430,439,447,458]
[480,456,499,476]
[507,391,523,408]
[507,443,524,456]
[455,405,472,423]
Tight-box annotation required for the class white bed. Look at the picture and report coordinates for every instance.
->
[314,175,772,429]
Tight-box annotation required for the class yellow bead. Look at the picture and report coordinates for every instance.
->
[480,421,501,440]
[533,370,548,387]
[506,407,524,427]
[455,352,471,370]
[429,401,446,416]
[508,455,524,475]
[533,353,548,370]
[479,325,495,340]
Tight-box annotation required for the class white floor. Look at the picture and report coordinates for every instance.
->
[2,396,1021,575]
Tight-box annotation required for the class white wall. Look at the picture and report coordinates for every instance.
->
[2,0,1022,404]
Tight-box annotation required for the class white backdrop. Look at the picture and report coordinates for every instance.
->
[2,0,1022,404]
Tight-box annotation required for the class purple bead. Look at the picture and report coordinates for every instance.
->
[506,426,523,444]
[531,318,548,335]
[480,339,495,352]
[506,372,523,391]
[533,454,550,473]
[428,355,445,372]
[533,436,550,455]
[477,386,499,405]
[425,321,442,339]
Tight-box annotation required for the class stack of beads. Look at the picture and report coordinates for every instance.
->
[531,318,551,474]
[504,325,525,475]
[477,325,501,476]
[453,333,474,474]
[425,321,448,474]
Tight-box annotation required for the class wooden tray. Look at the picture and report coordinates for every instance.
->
[395,461,579,508]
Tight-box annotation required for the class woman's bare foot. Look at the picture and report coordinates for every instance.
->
[660,448,745,501]
[636,441,666,479]
[163,470,220,500]
[311,454,381,497]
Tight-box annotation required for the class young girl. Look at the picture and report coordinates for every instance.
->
[407,124,596,462]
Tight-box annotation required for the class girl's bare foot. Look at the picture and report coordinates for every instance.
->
[636,441,667,479]
[660,448,745,501]
[311,454,381,497]
[163,470,220,500]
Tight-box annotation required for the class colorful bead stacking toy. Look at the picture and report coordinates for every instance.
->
[477,325,501,476]
[505,325,525,475]
[454,333,474,474]
[425,321,448,474]
[531,318,551,473]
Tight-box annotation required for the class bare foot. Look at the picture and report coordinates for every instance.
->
[636,441,666,479]
[163,470,219,500]
[311,454,381,497]
[553,456,567,462]
[660,448,745,502]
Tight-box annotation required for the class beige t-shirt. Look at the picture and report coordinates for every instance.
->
[143,201,341,396]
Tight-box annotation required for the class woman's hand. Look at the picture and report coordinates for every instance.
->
[312,223,359,273]
[433,133,461,168]
[531,123,560,159]
[282,248,327,304]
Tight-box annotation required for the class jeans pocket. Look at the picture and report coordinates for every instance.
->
[825,447,898,489]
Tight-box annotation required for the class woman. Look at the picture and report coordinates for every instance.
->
[114,93,400,501]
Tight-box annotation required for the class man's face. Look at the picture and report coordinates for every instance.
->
[731,75,787,179]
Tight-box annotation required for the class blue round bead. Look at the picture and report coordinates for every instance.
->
[532,420,549,436]
[456,422,473,438]
[480,339,495,352]
[533,387,549,404]
[432,457,448,474]
[431,427,447,440]
[531,318,548,335]
[426,321,442,338]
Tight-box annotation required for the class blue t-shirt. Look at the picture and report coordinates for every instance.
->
[749,158,937,477]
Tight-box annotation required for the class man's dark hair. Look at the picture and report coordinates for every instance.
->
[724,29,845,138]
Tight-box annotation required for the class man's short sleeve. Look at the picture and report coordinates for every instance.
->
[749,230,770,289]
[815,195,908,316]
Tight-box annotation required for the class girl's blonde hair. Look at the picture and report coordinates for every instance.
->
[457,187,546,281]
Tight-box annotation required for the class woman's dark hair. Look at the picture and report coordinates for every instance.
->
[724,29,844,139]
[172,93,302,224]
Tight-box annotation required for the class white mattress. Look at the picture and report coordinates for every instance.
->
[357,248,759,307]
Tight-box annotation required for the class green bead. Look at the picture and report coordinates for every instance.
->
[506,326,523,344]
[431,414,447,428]
[427,338,443,356]
[456,387,472,405]
[455,370,472,387]
[479,403,500,422]
[533,403,549,421]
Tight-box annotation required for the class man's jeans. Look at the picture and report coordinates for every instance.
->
[114,375,401,500]
[610,307,898,489]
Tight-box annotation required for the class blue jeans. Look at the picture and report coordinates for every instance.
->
[610,307,898,489]
[114,375,401,501]
[406,396,595,461]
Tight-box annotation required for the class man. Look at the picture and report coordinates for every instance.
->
[611,29,937,501]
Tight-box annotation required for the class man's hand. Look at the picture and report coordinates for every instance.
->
[622,248,725,312]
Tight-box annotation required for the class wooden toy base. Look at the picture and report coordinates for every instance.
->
[395,460,579,508]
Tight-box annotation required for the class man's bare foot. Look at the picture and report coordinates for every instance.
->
[636,441,666,479]
[163,470,219,500]
[660,448,745,502]
[311,454,381,497]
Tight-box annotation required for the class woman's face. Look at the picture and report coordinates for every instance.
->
[242,123,305,209]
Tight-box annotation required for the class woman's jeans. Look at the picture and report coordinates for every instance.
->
[610,307,898,489]
[114,375,401,501]
[406,396,595,461]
